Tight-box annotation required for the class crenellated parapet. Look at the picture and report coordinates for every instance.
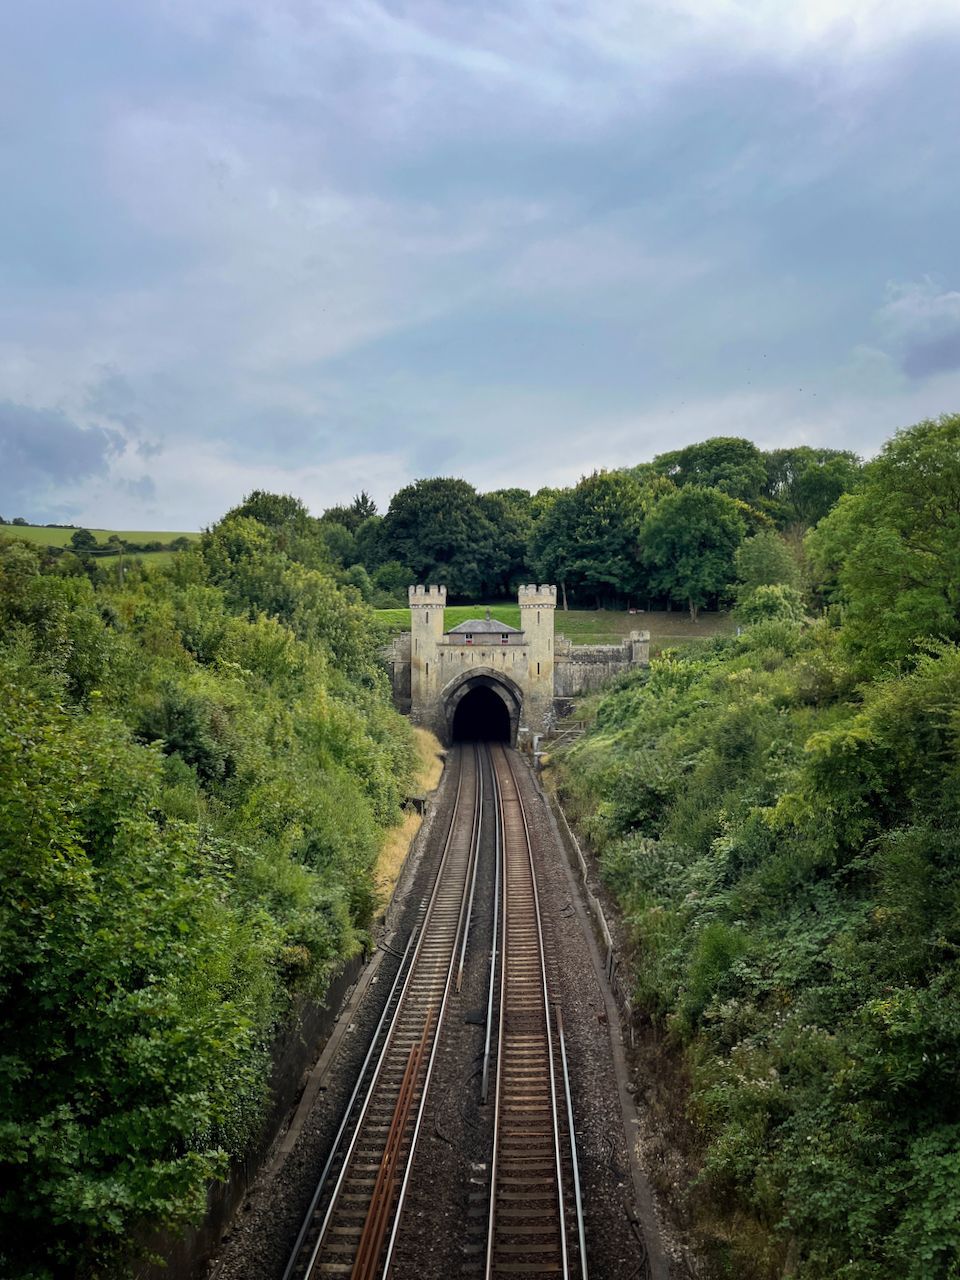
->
[409,584,447,607]
[517,583,557,607]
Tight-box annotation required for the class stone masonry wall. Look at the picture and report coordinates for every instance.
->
[553,631,649,698]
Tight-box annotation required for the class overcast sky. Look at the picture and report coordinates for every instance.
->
[2,1,960,529]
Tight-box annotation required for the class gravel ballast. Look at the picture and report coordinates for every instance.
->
[205,746,670,1280]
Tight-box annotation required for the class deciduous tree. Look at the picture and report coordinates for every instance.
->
[642,486,746,619]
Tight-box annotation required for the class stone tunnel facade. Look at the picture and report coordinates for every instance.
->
[386,585,649,744]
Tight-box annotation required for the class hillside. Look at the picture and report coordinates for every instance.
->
[1,524,199,546]
[375,604,734,649]
[550,413,960,1279]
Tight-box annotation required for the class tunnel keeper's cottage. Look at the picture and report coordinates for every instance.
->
[386,585,650,745]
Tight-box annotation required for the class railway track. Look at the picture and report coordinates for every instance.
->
[282,741,588,1280]
[283,744,483,1280]
[485,743,587,1280]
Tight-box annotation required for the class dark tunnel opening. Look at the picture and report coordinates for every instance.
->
[451,685,512,742]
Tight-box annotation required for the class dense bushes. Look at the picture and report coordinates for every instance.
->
[0,506,414,1278]
[555,416,960,1278]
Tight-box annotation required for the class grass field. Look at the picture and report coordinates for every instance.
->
[96,551,180,569]
[1,525,199,547]
[375,604,734,648]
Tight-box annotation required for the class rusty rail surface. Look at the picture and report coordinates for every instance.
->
[283,743,482,1280]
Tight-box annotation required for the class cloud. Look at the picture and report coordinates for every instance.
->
[875,279,960,379]
[0,402,121,515]
[2,2,960,526]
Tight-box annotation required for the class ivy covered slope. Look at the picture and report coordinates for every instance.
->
[0,495,415,1279]
[555,415,960,1279]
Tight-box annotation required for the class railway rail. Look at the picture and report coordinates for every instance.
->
[283,745,483,1280]
[485,743,587,1280]
[282,740,588,1280]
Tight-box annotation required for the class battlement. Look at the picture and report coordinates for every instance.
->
[409,584,447,605]
[517,584,557,606]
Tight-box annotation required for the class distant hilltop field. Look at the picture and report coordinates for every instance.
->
[0,523,200,567]
[0,524,200,545]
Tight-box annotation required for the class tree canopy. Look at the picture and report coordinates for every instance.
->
[807,413,960,671]
[642,485,747,619]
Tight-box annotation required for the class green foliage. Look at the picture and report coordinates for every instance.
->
[763,446,863,528]
[642,485,747,619]
[807,414,960,673]
[380,476,498,597]
[0,510,414,1277]
[735,530,800,596]
[555,421,960,1275]
[651,436,768,503]
[736,583,806,624]
[529,469,651,607]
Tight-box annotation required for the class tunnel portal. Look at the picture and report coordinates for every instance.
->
[451,684,512,742]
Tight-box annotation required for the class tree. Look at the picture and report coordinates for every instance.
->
[736,582,805,624]
[354,515,385,572]
[642,486,746,620]
[372,559,414,602]
[322,492,379,535]
[480,488,534,595]
[763,447,862,528]
[225,490,311,531]
[380,477,500,599]
[806,413,960,670]
[70,528,98,553]
[529,471,646,609]
[651,437,767,503]
[350,490,378,523]
[221,491,330,569]
[318,521,357,567]
[733,530,800,603]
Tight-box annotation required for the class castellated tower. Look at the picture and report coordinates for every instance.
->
[409,584,446,717]
[518,584,556,731]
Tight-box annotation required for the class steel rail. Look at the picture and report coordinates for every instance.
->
[556,1005,589,1280]
[455,744,485,992]
[380,743,489,1275]
[280,924,419,1280]
[480,748,502,1106]
[484,743,570,1280]
[285,743,478,1280]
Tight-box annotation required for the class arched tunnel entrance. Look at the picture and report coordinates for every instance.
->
[452,685,511,741]
[444,672,521,745]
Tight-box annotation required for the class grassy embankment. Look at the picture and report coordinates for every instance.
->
[3,524,200,567]
[374,728,445,902]
[375,604,733,650]
[548,584,960,1272]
